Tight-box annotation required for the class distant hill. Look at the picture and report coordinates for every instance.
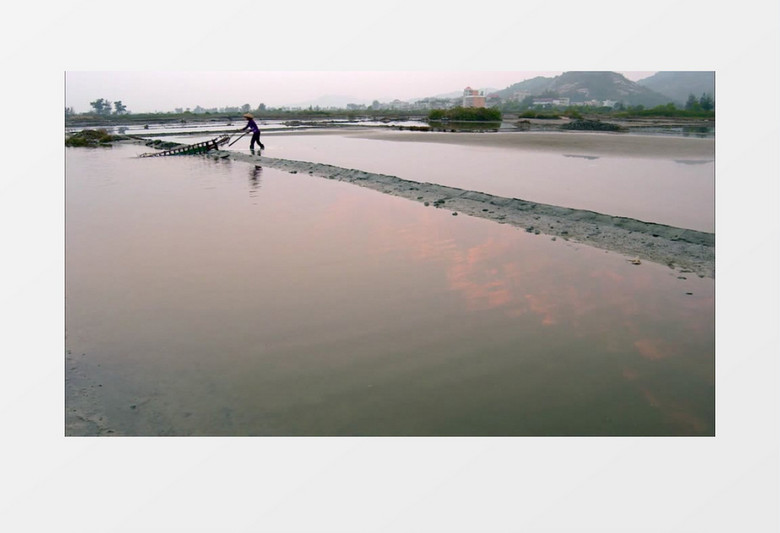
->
[496,76,555,100]
[636,72,715,105]
[494,71,671,107]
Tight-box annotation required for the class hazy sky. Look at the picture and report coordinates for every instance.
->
[64,71,657,113]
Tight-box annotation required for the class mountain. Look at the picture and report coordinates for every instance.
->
[494,71,671,107]
[636,71,715,105]
[498,76,556,98]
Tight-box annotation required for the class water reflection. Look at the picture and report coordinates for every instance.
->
[249,165,263,198]
[427,121,502,132]
[563,154,600,160]
[634,338,674,360]
[674,159,713,165]
[374,207,713,430]
[411,225,714,434]
[444,237,520,313]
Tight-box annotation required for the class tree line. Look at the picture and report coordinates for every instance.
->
[67,99,270,117]
[66,98,129,115]
[684,93,714,112]
[428,106,502,122]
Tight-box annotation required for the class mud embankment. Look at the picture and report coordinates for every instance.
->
[224,150,714,278]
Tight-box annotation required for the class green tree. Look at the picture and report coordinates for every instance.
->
[241,103,251,113]
[700,93,714,111]
[519,95,535,108]
[113,100,127,114]
[90,98,111,115]
[685,94,701,111]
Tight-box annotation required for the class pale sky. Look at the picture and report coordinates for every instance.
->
[64,71,657,113]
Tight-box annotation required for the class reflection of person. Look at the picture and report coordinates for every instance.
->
[249,165,263,196]
[240,113,265,151]
[251,164,263,183]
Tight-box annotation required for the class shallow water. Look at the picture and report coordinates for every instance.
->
[234,132,714,232]
[65,143,714,436]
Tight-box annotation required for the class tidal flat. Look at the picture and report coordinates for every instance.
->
[66,130,714,436]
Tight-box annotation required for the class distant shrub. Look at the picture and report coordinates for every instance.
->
[613,103,715,119]
[428,106,502,122]
[519,111,561,119]
[560,119,625,132]
[65,128,119,147]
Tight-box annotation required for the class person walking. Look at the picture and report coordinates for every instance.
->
[240,113,265,152]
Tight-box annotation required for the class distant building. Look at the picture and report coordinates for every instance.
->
[510,91,530,102]
[414,97,457,110]
[532,97,570,108]
[389,99,412,111]
[486,93,502,106]
[462,87,486,108]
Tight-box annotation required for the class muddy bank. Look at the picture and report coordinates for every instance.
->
[65,350,115,435]
[221,149,714,278]
[351,130,715,160]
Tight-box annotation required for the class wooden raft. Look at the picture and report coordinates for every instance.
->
[139,135,231,158]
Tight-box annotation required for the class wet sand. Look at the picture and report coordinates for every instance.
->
[351,130,715,160]
[260,128,714,159]
[129,130,715,278]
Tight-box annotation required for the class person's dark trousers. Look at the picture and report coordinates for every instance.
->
[250,132,264,150]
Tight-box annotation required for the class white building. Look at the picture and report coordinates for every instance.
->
[462,87,486,108]
[532,97,570,108]
[510,91,530,102]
